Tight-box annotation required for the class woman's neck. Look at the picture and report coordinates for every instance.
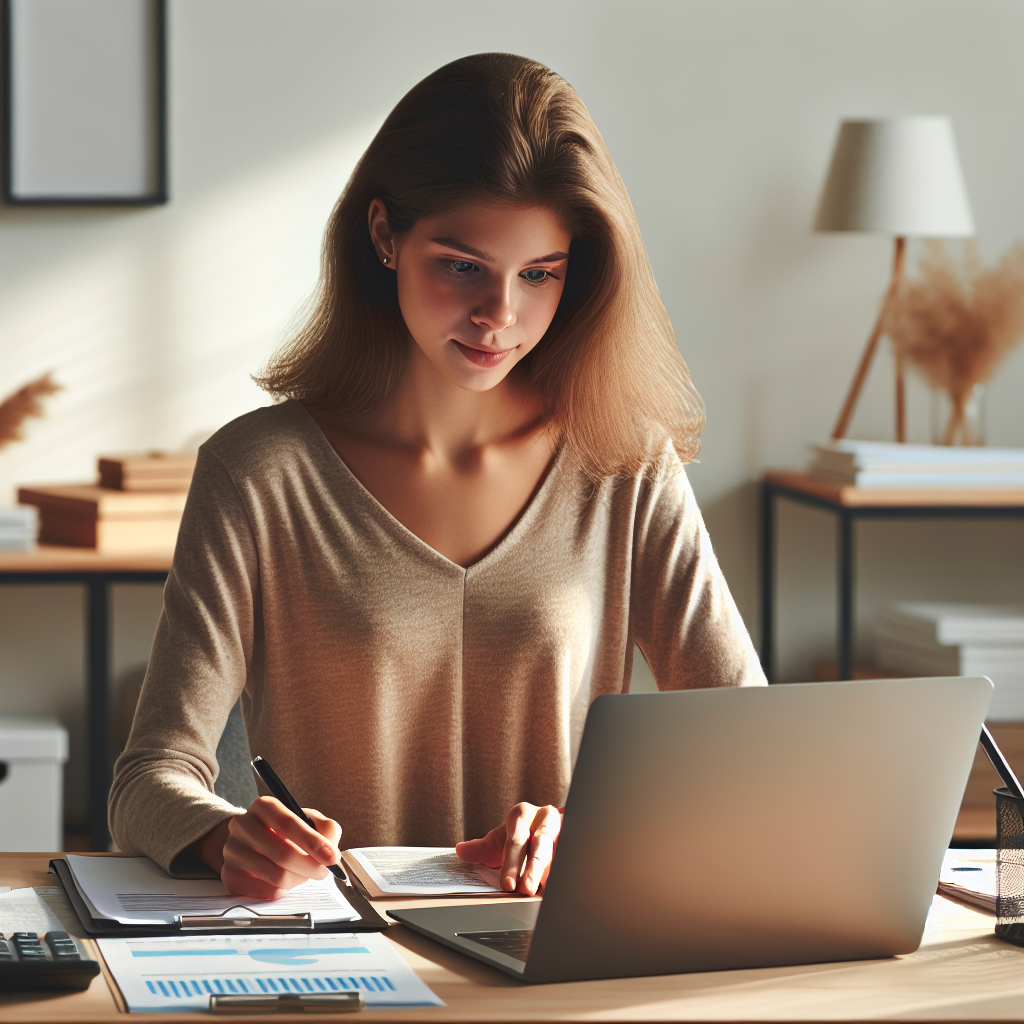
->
[331,345,550,463]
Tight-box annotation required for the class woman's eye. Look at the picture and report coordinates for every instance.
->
[447,260,477,274]
[521,269,550,283]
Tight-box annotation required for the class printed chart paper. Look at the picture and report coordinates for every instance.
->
[98,932,444,1012]
[65,855,358,926]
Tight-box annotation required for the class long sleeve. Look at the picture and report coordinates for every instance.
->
[630,448,766,691]
[108,447,260,874]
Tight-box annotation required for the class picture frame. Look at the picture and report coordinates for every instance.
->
[2,0,167,206]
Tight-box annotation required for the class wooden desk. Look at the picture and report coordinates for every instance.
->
[760,471,1024,682]
[1,853,1021,1022]
[0,548,172,851]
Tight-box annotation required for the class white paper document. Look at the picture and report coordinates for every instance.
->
[343,846,502,896]
[65,855,358,926]
[0,886,66,934]
[98,931,443,1012]
[937,848,996,913]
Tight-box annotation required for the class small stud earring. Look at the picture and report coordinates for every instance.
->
[383,257,390,265]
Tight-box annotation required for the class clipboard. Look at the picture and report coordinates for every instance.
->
[50,859,389,938]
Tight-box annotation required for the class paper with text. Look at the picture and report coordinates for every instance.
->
[65,855,358,926]
[0,886,66,934]
[344,847,503,896]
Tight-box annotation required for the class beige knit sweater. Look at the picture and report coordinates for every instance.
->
[109,400,765,873]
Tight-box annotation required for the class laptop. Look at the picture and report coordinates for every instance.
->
[390,676,991,984]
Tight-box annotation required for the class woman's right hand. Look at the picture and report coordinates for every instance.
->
[194,796,342,899]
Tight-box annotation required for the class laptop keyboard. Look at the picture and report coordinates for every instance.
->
[456,928,534,962]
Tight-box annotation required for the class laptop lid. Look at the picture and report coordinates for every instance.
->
[516,676,990,982]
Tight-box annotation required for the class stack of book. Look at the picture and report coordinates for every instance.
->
[17,451,195,554]
[875,602,1024,721]
[809,440,1024,489]
[98,451,195,491]
[0,506,38,551]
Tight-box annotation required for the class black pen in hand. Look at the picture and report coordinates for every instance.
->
[250,755,348,882]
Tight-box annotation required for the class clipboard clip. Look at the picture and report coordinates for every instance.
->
[175,905,314,931]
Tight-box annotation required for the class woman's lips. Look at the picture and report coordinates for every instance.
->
[453,341,516,367]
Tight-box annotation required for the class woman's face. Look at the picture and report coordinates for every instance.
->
[371,201,572,393]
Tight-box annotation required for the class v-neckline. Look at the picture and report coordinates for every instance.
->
[292,401,565,575]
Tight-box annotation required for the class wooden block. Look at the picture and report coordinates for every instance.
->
[18,484,188,520]
[35,514,180,552]
[98,451,196,491]
[17,485,184,552]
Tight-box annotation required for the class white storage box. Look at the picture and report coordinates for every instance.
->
[0,716,68,852]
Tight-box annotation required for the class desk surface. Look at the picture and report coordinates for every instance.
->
[0,545,173,574]
[763,470,1024,508]
[0,853,1021,1023]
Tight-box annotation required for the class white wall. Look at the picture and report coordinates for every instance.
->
[2,0,1023,819]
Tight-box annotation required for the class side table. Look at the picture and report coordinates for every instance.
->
[0,546,171,850]
[759,471,1024,682]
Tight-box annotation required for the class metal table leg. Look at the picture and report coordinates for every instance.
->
[86,577,111,851]
[759,482,776,682]
[836,511,854,681]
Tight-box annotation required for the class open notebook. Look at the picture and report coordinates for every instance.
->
[937,849,996,913]
[341,848,507,897]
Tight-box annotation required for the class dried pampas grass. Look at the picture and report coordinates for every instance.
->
[0,372,62,452]
[885,240,1024,444]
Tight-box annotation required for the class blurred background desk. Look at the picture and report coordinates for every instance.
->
[0,548,171,852]
[759,471,1024,683]
[759,471,1024,845]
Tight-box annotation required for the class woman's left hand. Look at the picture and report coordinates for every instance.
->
[455,803,562,895]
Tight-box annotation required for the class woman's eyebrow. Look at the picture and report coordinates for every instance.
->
[431,237,493,260]
[526,251,570,264]
[430,237,569,265]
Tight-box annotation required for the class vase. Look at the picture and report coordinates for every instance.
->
[930,382,986,446]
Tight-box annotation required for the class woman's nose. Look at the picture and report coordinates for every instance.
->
[471,281,516,332]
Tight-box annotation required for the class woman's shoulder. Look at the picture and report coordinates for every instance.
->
[573,435,688,498]
[199,400,325,480]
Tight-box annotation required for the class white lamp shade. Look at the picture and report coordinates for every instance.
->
[814,118,974,237]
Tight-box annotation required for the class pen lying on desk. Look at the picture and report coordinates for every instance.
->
[210,992,363,1014]
[250,755,348,882]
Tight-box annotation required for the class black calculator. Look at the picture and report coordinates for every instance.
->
[0,931,101,991]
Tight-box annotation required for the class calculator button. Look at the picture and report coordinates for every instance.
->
[13,934,47,959]
[0,939,14,961]
[46,933,81,960]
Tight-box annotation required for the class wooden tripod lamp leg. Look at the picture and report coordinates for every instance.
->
[831,236,908,442]
[895,354,907,443]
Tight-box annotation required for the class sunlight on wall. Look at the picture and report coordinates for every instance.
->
[0,118,380,502]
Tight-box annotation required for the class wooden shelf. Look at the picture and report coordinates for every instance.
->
[0,544,173,574]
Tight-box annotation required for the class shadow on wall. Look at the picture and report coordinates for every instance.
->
[0,121,382,505]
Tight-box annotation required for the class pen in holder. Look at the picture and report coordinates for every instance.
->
[995,787,1024,947]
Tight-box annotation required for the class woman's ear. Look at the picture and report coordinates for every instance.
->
[368,199,397,268]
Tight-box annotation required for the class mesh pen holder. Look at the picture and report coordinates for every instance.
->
[995,787,1024,947]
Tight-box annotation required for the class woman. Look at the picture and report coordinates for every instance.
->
[109,53,764,901]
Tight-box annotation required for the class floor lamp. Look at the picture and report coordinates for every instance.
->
[814,118,975,442]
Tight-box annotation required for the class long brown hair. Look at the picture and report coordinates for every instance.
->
[256,53,704,478]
